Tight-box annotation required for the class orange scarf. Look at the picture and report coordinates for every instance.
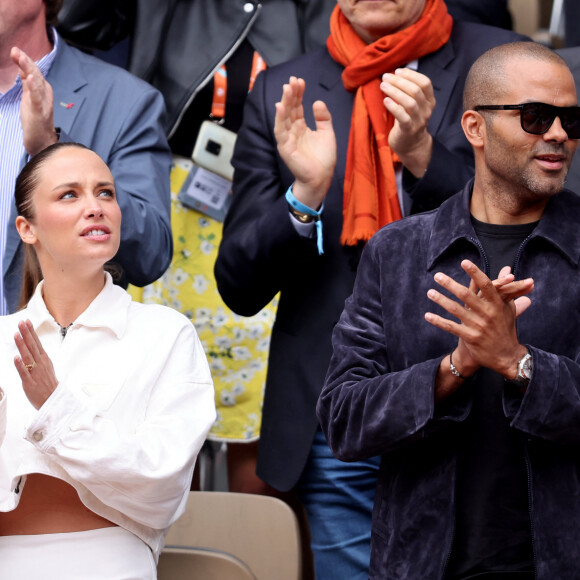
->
[327,0,453,245]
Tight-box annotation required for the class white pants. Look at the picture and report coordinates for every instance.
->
[0,526,157,579]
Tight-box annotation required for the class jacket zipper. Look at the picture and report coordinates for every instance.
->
[168,1,263,138]
[468,236,490,276]
[512,233,533,277]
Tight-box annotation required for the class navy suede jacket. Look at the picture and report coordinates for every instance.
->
[318,181,580,579]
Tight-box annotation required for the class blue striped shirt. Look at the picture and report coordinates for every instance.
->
[0,32,58,314]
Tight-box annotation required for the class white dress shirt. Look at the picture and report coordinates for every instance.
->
[0,273,215,560]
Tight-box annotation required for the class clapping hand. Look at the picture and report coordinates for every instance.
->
[381,68,435,179]
[11,47,58,157]
[425,260,533,379]
[273,76,336,210]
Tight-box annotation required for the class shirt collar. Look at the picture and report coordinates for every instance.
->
[37,27,59,79]
[26,272,131,339]
[427,180,580,270]
[8,26,58,94]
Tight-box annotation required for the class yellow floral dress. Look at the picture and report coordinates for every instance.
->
[130,157,278,442]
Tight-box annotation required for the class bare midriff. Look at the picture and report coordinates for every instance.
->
[0,473,116,535]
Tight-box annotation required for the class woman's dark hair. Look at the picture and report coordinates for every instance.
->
[44,0,64,26]
[15,142,90,309]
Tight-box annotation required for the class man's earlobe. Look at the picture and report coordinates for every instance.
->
[461,110,485,148]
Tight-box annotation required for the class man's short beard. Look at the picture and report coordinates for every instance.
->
[521,167,568,199]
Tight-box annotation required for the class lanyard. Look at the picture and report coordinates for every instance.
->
[211,51,267,120]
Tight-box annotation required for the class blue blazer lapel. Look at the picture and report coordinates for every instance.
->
[47,40,87,138]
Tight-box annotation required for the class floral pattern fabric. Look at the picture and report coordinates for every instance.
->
[130,157,278,442]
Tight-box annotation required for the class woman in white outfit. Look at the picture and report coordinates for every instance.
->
[0,142,215,579]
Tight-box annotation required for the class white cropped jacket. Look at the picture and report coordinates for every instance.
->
[0,274,215,559]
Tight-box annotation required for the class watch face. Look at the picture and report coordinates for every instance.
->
[521,355,532,379]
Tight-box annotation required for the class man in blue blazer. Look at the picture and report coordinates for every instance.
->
[1,0,172,314]
[215,0,526,577]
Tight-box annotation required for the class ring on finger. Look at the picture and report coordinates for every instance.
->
[24,361,36,373]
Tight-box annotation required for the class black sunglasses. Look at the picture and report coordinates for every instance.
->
[474,102,580,139]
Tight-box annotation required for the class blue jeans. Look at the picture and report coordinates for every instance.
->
[298,429,380,580]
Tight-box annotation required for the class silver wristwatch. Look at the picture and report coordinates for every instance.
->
[513,351,532,385]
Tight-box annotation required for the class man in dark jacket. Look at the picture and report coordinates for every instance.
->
[215,0,525,577]
[318,42,580,579]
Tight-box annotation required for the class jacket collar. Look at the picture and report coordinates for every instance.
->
[24,272,130,340]
[427,179,580,271]
[532,188,580,267]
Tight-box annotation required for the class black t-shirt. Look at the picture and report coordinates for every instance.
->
[445,217,538,580]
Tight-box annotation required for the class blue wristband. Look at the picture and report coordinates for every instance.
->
[285,186,324,255]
